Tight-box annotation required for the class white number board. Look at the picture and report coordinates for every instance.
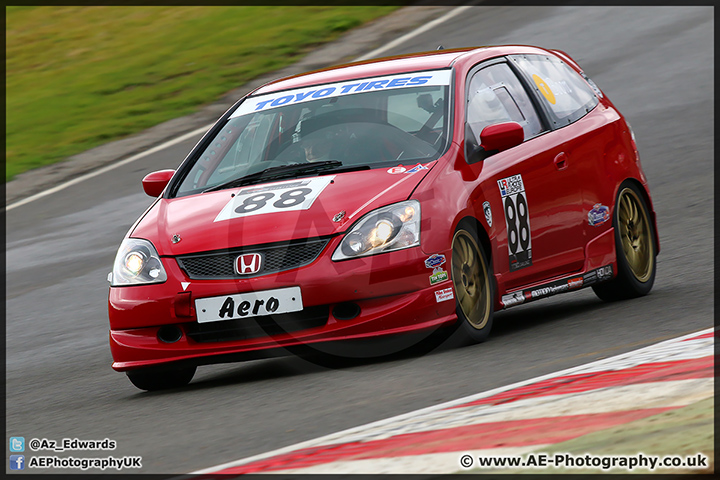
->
[214,176,334,222]
[195,286,303,323]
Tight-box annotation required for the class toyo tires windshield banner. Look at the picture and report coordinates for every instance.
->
[233,69,452,117]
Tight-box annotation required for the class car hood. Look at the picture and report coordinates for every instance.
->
[132,164,434,255]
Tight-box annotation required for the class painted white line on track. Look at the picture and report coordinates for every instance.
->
[188,327,713,475]
[352,4,478,62]
[5,124,212,212]
[6,3,476,212]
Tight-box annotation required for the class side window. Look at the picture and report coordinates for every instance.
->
[466,62,545,145]
[510,54,598,125]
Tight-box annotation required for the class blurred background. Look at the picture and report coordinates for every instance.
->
[5,4,713,475]
[6,5,400,181]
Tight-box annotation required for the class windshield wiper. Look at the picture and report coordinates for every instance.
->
[203,160,342,193]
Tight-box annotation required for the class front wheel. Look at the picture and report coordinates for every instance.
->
[593,181,657,301]
[126,365,196,391]
[451,226,494,344]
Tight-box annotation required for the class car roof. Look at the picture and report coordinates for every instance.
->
[251,45,552,96]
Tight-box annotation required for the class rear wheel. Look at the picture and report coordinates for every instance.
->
[451,226,494,343]
[593,182,656,301]
[126,365,196,391]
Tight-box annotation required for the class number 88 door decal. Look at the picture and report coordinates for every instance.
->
[498,174,533,271]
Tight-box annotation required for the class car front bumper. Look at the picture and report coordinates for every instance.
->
[108,240,457,371]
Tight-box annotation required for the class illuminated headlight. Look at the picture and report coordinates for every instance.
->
[110,238,167,286]
[332,200,420,260]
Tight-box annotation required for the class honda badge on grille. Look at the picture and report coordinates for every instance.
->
[235,253,263,275]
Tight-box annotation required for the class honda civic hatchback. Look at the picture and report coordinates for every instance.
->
[108,45,658,390]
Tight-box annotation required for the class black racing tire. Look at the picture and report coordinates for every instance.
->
[126,365,196,391]
[592,181,657,302]
[450,225,494,344]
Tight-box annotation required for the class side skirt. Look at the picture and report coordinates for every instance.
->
[500,264,613,309]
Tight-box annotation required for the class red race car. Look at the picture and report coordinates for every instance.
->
[108,45,659,390]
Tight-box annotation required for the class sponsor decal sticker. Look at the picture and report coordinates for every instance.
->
[533,74,556,104]
[530,283,569,299]
[583,264,613,285]
[435,287,454,303]
[215,176,334,221]
[232,70,452,117]
[501,265,612,309]
[237,180,311,195]
[429,267,449,285]
[483,201,492,228]
[498,174,532,271]
[424,254,446,269]
[588,203,610,226]
[498,174,525,197]
[387,166,406,174]
[596,264,613,281]
[501,291,525,308]
[405,163,428,174]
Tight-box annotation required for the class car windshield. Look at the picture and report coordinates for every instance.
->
[174,70,452,196]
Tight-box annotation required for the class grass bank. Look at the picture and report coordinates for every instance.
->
[6,5,399,181]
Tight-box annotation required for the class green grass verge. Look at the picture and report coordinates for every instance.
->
[6,5,401,181]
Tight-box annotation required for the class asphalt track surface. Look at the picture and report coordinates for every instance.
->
[5,6,713,474]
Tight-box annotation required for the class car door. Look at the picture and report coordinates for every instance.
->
[509,54,605,238]
[465,60,587,290]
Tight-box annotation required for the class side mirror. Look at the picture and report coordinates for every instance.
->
[465,121,524,164]
[142,169,175,197]
[480,122,524,153]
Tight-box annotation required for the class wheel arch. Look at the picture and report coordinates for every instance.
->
[614,177,660,255]
[454,214,498,307]
[455,215,491,260]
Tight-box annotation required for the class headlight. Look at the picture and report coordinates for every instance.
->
[110,238,168,286]
[332,200,420,261]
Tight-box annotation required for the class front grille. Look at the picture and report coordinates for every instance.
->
[176,237,329,279]
[185,305,329,343]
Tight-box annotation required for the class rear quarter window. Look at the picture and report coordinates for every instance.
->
[510,54,598,126]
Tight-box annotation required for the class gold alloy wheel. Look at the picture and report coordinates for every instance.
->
[617,188,654,282]
[451,230,491,330]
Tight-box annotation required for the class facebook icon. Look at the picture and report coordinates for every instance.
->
[10,455,25,470]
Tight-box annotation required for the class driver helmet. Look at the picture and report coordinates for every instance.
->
[303,130,334,162]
